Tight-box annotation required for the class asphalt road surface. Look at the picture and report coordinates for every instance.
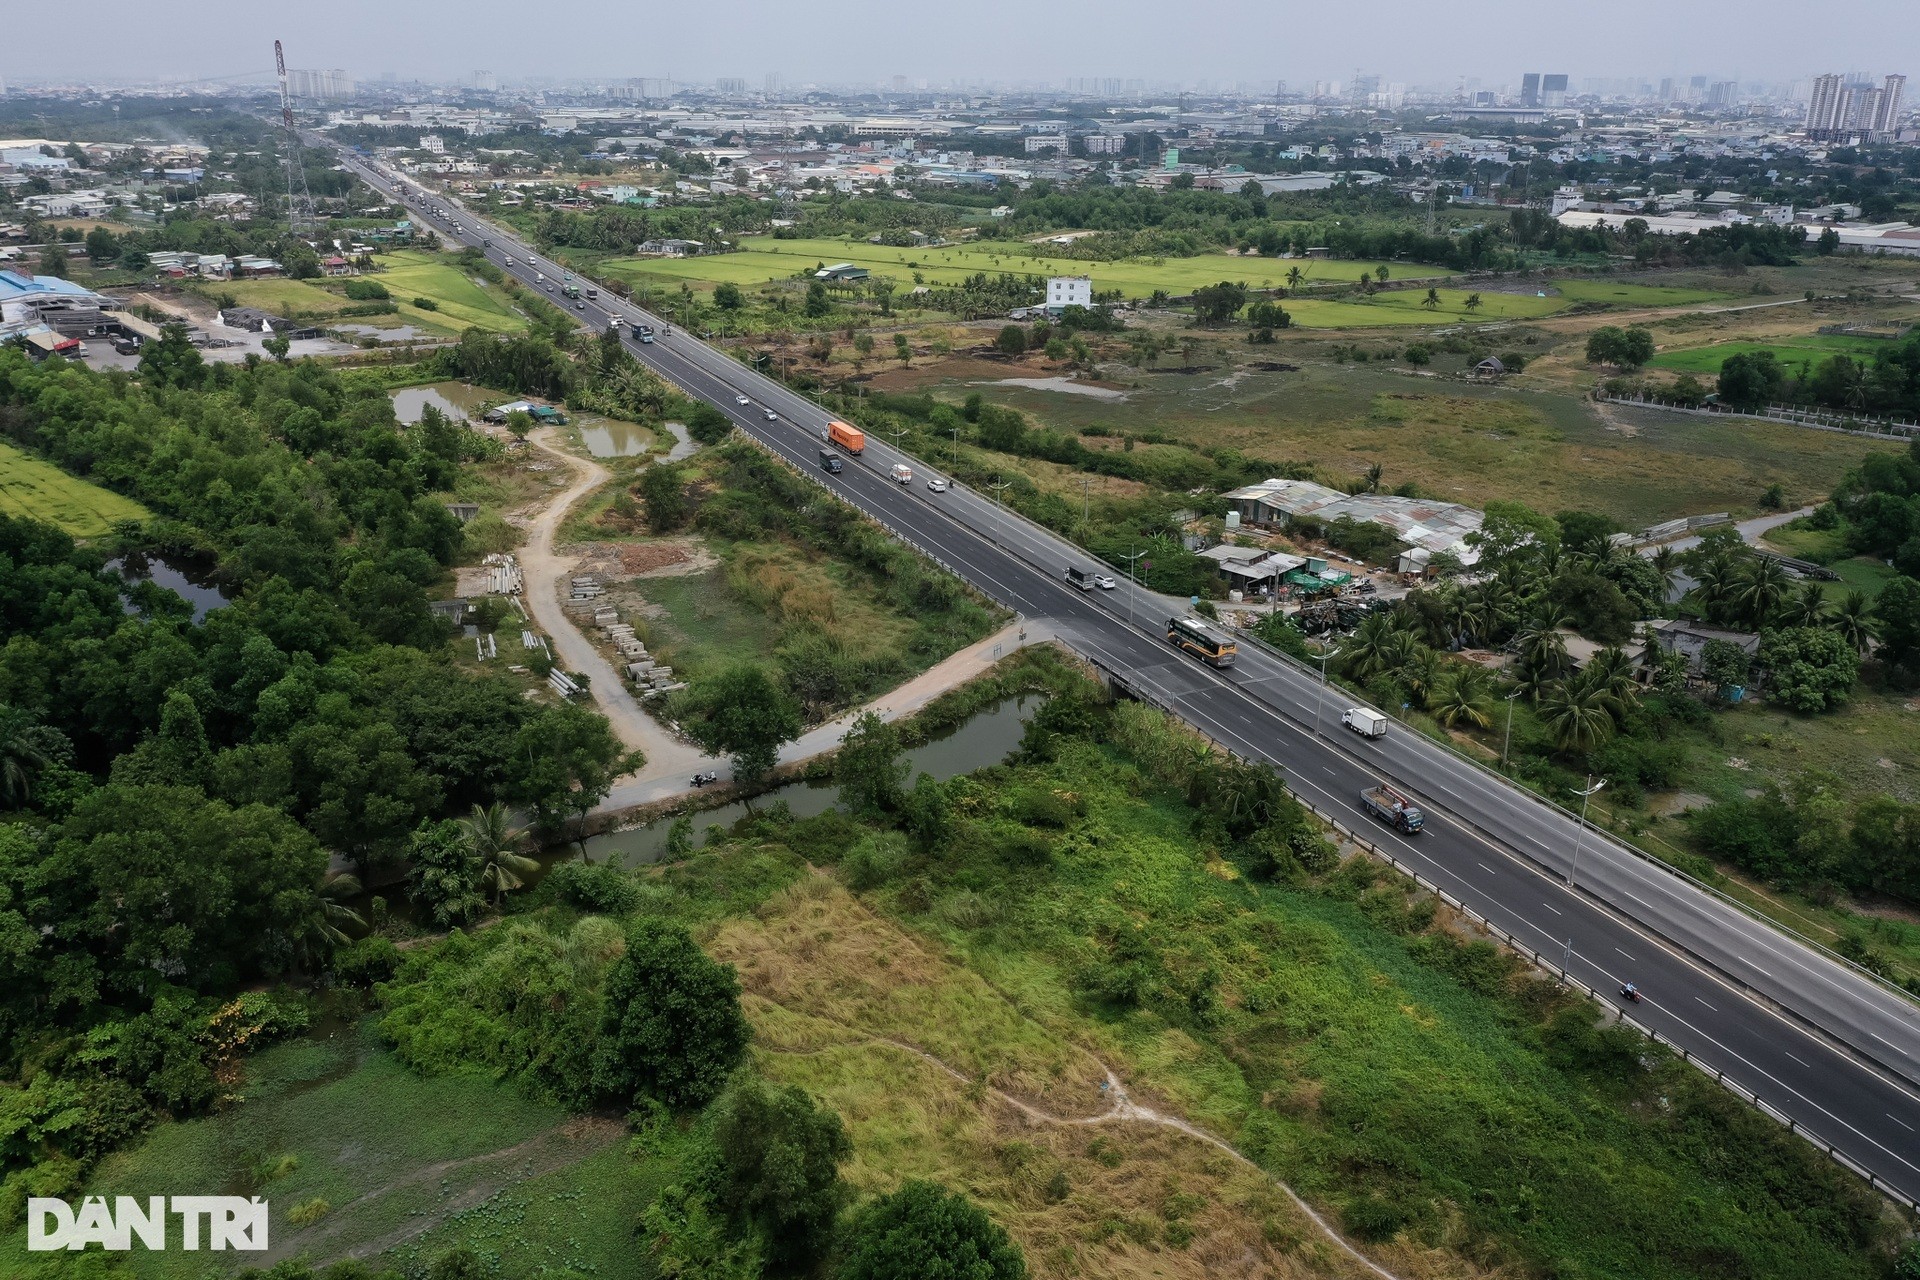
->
[336,149,1920,1203]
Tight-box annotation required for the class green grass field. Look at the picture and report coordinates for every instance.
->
[1649,335,1892,373]
[4,1021,659,1279]
[213,277,354,317]
[0,440,148,536]
[1552,279,1737,308]
[375,249,529,334]
[598,236,1451,303]
[1279,288,1569,327]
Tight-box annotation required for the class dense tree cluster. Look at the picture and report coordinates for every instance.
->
[0,350,629,1214]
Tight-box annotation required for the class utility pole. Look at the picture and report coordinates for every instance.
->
[986,476,1012,506]
[1122,546,1148,627]
[1501,687,1523,768]
[1313,646,1345,738]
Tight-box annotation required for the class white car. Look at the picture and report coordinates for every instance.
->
[1094,574,1117,590]
[764,410,779,421]
[735,395,751,406]
[926,478,949,493]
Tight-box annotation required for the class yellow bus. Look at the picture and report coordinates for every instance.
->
[1166,615,1238,668]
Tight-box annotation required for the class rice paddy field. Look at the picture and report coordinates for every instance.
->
[212,251,529,336]
[597,236,1452,303]
[0,439,148,536]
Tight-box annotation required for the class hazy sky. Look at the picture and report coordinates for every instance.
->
[9,0,1915,89]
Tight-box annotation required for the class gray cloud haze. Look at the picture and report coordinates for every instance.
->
[8,0,1917,88]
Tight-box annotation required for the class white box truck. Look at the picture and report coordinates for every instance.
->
[890,463,913,484]
[1342,708,1388,738]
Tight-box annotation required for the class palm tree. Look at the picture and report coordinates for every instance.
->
[1464,293,1483,314]
[1539,675,1617,754]
[1514,616,1571,683]
[1469,581,1520,646]
[1431,665,1495,729]
[1830,590,1879,654]
[1399,645,1447,710]
[1362,461,1385,493]
[1421,287,1441,310]
[0,707,55,810]
[1691,552,1742,625]
[1285,266,1304,293]
[1778,580,1829,629]
[461,802,538,906]
[1584,646,1640,714]
[291,871,365,972]
[1648,546,1680,603]
[1344,613,1415,683]
[1732,556,1791,630]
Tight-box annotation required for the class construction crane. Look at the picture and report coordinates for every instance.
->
[274,40,317,236]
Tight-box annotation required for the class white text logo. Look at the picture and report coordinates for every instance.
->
[27,1197,269,1251]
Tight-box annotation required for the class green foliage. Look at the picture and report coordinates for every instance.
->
[995,325,1027,356]
[405,818,485,928]
[343,278,390,301]
[836,711,908,817]
[693,1074,852,1271]
[1760,626,1859,712]
[642,463,693,533]
[838,1180,1027,1280]
[683,664,803,786]
[686,401,735,446]
[1585,325,1655,370]
[592,920,750,1110]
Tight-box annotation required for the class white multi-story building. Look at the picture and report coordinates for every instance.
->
[1083,134,1126,155]
[1046,276,1092,311]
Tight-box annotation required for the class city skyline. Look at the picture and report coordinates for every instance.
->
[5,0,1915,89]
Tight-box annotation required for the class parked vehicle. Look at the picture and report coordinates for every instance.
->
[1066,567,1096,591]
[818,449,843,473]
[825,420,865,454]
[1342,708,1388,738]
[926,477,949,493]
[890,463,913,484]
[1360,784,1425,834]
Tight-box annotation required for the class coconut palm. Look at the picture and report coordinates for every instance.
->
[1690,551,1743,625]
[1539,674,1618,754]
[1829,590,1879,654]
[1285,266,1304,293]
[1777,580,1829,629]
[461,802,538,905]
[1464,292,1484,314]
[289,871,365,972]
[1732,556,1791,630]
[1399,644,1447,709]
[1430,665,1496,729]
[1514,616,1572,683]
[1362,461,1385,493]
[1343,612,1414,683]
[1648,545,1680,603]
[1584,646,1641,714]
[1421,287,1441,309]
[1468,580,1520,645]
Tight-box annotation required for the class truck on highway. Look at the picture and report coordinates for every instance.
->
[825,420,865,455]
[818,449,844,473]
[890,463,913,484]
[1342,708,1388,738]
[1360,784,1424,834]
[585,287,599,300]
[1066,566,1096,591]
[562,284,580,299]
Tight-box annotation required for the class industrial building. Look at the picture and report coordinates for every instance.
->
[1222,478,1485,567]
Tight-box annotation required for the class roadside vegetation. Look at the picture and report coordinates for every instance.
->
[23,650,1904,1280]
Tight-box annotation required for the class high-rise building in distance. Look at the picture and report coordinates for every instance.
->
[1541,74,1568,108]
[1806,71,1906,138]
[1520,72,1540,107]
[471,70,497,93]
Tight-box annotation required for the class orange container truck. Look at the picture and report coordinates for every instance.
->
[826,420,865,454]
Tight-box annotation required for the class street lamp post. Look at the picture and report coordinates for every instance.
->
[1313,646,1345,739]
[1501,687,1524,768]
[1122,547,1148,626]
[1567,775,1608,891]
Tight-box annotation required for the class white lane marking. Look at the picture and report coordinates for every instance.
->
[1786,1052,1811,1068]
[1696,996,1717,1011]
[1476,862,1496,876]
[1541,902,1562,916]
[1744,959,1774,979]
[1890,1112,1916,1132]
[1615,947,1634,961]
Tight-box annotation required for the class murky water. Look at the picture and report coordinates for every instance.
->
[108,553,231,623]
[575,693,1042,868]
[577,418,654,457]
[389,381,494,423]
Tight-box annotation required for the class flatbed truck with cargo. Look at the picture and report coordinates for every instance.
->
[1360,784,1424,835]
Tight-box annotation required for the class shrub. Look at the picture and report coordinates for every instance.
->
[592,920,750,1110]
[545,859,640,915]
[332,935,400,986]
[412,297,438,311]
[838,1181,1027,1280]
[342,279,389,301]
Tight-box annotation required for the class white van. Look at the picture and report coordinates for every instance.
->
[1342,708,1388,738]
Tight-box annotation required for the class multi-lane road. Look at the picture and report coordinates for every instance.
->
[336,148,1920,1202]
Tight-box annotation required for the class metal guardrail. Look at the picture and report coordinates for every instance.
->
[1090,657,1919,1216]
[1227,624,1920,1029]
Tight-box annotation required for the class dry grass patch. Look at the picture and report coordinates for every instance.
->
[708,878,1404,1280]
